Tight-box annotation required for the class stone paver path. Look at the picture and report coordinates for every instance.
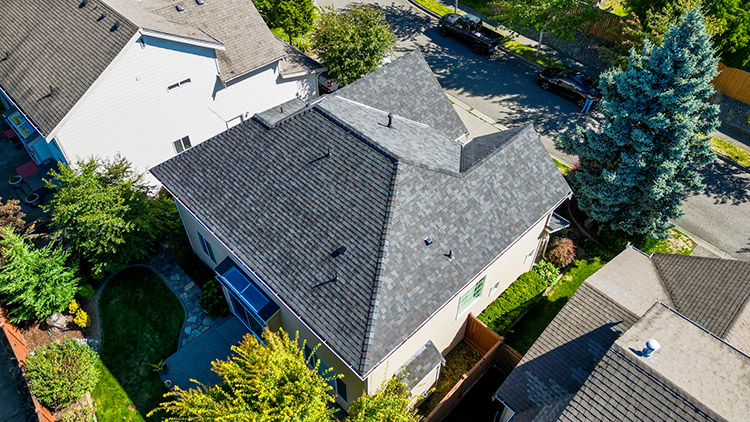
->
[151,250,218,348]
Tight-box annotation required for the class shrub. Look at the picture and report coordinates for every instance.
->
[61,408,95,422]
[545,237,577,268]
[68,299,80,315]
[25,339,99,409]
[77,284,95,299]
[478,271,547,334]
[533,260,559,286]
[199,278,229,317]
[74,310,91,328]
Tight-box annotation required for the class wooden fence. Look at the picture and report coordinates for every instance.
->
[0,312,56,422]
[714,63,750,104]
[422,314,515,422]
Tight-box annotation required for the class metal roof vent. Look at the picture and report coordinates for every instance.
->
[176,4,186,12]
[79,0,89,8]
[424,237,433,246]
[196,0,205,4]
[331,246,347,258]
[98,11,109,21]
[111,20,121,32]
[642,339,660,358]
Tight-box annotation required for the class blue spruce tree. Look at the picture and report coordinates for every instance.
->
[555,9,719,239]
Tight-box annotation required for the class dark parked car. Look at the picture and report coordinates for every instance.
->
[438,13,503,55]
[537,68,600,107]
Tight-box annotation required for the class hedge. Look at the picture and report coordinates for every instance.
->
[477,271,547,334]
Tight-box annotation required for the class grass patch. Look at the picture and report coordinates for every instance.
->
[95,267,184,421]
[503,39,568,69]
[504,258,605,354]
[417,341,481,416]
[92,360,144,422]
[711,137,750,167]
[552,158,571,175]
[413,0,455,16]
[599,0,629,16]
[643,229,696,256]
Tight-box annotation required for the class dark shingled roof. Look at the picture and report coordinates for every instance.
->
[651,253,750,338]
[0,0,138,135]
[335,51,467,141]
[495,248,750,422]
[495,283,638,421]
[151,88,570,377]
[558,345,720,422]
[400,341,445,390]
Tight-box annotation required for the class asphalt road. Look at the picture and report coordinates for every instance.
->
[317,0,750,260]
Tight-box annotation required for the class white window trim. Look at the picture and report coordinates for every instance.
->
[173,136,192,154]
[456,276,486,318]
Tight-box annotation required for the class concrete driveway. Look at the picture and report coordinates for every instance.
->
[317,0,750,261]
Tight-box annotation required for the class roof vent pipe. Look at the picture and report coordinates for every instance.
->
[196,0,205,4]
[387,112,393,128]
[642,339,660,358]
[176,4,186,12]
[331,246,347,258]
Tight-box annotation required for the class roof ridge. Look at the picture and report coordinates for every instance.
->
[331,95,432,129]
[358,162,400,373]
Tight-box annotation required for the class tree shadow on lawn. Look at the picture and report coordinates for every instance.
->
[97,266,184,420]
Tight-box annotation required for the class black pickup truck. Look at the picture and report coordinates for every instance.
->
[438,13,503,54]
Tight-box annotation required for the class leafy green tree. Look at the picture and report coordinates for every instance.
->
[151,329,336,422]
[312,5,396,85]
[0,230,79,324]
[25,339,99,409]
[45,156,178,277]
[492,0,601,56]
[555,9,719,238]
[254,0,316,46]
[347,376,421,422]
[626,0,750,68]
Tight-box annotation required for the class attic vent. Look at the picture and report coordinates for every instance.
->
[176,4,186,11]
[642,339,660,358]
[97,11,108,21]
[331,246,347,258]
[424,237,433,246]
[196,0,205,4]
[79,0,89,8]
[111,20,121,32]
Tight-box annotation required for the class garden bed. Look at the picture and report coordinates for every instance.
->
[93,266,184,421]
[417,341,482,417]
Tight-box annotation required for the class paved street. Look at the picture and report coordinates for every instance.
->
[317,0,750,260]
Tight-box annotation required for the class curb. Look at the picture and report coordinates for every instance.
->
[446,93,509,131]
[715,152,750,174]
[406,0,544,70]
[720,118,750,139]
[672,226,735,260]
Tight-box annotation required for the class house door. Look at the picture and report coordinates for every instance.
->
[225,286,266,339]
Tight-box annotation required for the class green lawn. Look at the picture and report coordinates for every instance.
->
[93,267,184,421]
[504,258,605,354]
[552,157,571,175]
[711,137,750,167]
[502,39,569,69]
[413,0,454,16]
[417,341,481,416]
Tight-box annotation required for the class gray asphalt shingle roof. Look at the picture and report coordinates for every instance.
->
[400,341,445,390]
[151,76,570,377]
[335,51,467,141]
[651,253,750,338]
[0,0,138,135]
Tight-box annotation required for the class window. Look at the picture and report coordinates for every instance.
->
[196,231,216,263]
[490,280,501,294]
[458,276,485,315]
[166,78,191,92]
[173,136,191,153]
[336,378,348,403]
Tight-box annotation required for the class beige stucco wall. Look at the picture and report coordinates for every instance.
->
[173,196,552,407]
[364,214,550,394]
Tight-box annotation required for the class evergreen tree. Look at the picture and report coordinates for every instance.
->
[555,9,719,238]
[0,230,80,323]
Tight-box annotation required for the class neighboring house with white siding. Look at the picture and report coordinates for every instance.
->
[150,52,572,410]
[0,0,322,181]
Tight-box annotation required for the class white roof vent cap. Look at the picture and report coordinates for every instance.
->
[643,338,660,358]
